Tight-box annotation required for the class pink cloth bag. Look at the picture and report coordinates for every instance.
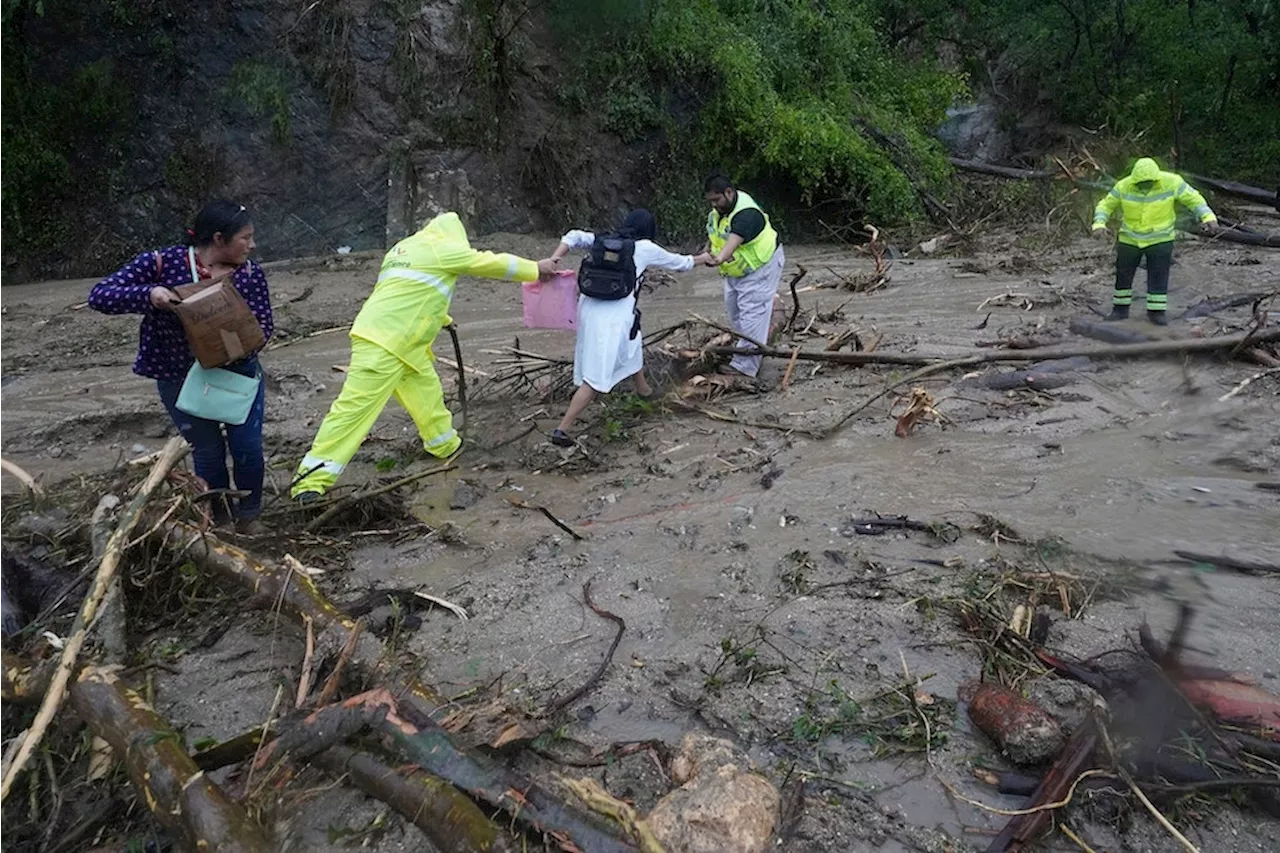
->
[521,269,578,331]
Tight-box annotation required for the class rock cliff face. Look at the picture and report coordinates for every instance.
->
[4,0,648,280]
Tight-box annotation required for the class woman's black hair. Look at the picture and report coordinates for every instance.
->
[703,172,734,193]
[186,200,251,246]
[617,208,657,241]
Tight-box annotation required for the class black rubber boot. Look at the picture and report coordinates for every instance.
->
[1106,305,1130,321]
[1147,310,1168,326]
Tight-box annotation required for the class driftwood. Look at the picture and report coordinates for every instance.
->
[1211,226,1280,248]
[311,745,512,853]
[305,462,456,531]
[69,666,273,852]
[1173,550,1280,576]
[0,436,189,802]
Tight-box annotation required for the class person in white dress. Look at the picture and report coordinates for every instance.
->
[547,209,711,446]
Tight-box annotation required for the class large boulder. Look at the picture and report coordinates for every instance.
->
[646,734,779,853]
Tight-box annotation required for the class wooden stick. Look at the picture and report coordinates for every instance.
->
[295,617,316,708]
[0,437,187,801]
[1218,367,1280,402]
[313,619,363,710]
[0,457,43,495]
[69,665,273,852]
[781,346,801,390]
[306,462,456,531]
[506,495,585,540]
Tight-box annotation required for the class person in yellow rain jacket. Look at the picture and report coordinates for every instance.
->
[291,212,558,501]
[1092,157,1219,325]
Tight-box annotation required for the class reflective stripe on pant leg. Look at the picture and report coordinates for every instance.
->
[1114,243,1141,306]
[1144,241,1173,311]
[392,356,460,458]
[728,247,784,377]
[292,340,406,496]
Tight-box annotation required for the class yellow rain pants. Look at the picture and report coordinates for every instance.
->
[291,338,459,496]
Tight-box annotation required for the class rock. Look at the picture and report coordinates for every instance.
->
[1026,677,1099,734]
[12,508,71,541]
[936,102,1011,162]
[646,734,779,853]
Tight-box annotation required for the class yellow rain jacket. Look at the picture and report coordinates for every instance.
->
[1093,158,1216,248]
[350,212,540,372]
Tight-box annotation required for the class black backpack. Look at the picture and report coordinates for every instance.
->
[577,235,638,301]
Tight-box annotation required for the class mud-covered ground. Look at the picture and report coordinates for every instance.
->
[3,233,1279,852]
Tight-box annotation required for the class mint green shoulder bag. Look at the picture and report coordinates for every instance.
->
[175,363,261,425]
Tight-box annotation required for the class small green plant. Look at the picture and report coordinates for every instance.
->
[228,61,291,143]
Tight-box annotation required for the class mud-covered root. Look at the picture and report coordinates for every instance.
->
[69,665,274,853]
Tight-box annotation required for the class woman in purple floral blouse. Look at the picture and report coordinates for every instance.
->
[89,201,273,532]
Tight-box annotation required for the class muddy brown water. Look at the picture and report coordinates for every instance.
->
[3,236,1279,851]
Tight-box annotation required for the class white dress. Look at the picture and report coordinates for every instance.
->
[560,230,695,392]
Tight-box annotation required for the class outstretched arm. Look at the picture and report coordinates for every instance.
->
[1176,181,1218,231]
[1092,187,1121,234]
[89,252,175,314]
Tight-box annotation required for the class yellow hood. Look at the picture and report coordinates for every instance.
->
[418,211,470,247]
[1130,158,1161,182]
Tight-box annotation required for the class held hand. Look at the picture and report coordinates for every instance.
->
[703,254,723,267]
[1201,221,1220,236]
[149,286,181,309]
[692,252,713,266]
[536,258,560,280]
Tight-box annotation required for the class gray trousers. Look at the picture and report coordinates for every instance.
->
[723,246,785,377]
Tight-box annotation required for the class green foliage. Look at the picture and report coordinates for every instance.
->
[228,61,292,144]
[550,0,967,239]
[936,0,1280,183]
[0,41,131,266]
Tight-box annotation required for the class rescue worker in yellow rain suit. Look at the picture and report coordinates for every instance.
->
[1092,157,1219,326]
[292,212,557,500]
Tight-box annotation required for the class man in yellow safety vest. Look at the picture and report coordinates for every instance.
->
[1092,157,1219,325]
[703,173,784,377]
[291,212,557,501]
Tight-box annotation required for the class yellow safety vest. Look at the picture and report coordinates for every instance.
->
[706,189,779,277]
[1093,158,1216,248]
[350,212,538,372]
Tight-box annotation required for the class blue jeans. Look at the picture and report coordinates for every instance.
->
[157,358,266,520]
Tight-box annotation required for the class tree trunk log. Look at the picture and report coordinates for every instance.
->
[69,665,273,852]
[948,157,1056,180]
[1185,174,1278,206]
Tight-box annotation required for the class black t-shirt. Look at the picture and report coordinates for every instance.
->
[728,208,766,242]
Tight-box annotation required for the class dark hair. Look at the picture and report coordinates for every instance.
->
[617,208,657,241]
[704,172,734,193]
[187,200,251,246]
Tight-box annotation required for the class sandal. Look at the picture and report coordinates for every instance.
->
[549,429,575,448]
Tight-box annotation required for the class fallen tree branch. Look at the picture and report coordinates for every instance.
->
[949,157,1056,180]
[1185,174,1278,206]
[1173,550,1280,576]
[69,665,273,852]
[260,690,638,853]
[0,437,188,801]
[544,580,626,716]
[311,745,513,853]
[305,462,456,531]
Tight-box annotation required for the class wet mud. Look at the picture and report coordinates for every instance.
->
[3,234,1278,851]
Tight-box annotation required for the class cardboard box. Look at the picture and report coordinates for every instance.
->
[173,280,265,368]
